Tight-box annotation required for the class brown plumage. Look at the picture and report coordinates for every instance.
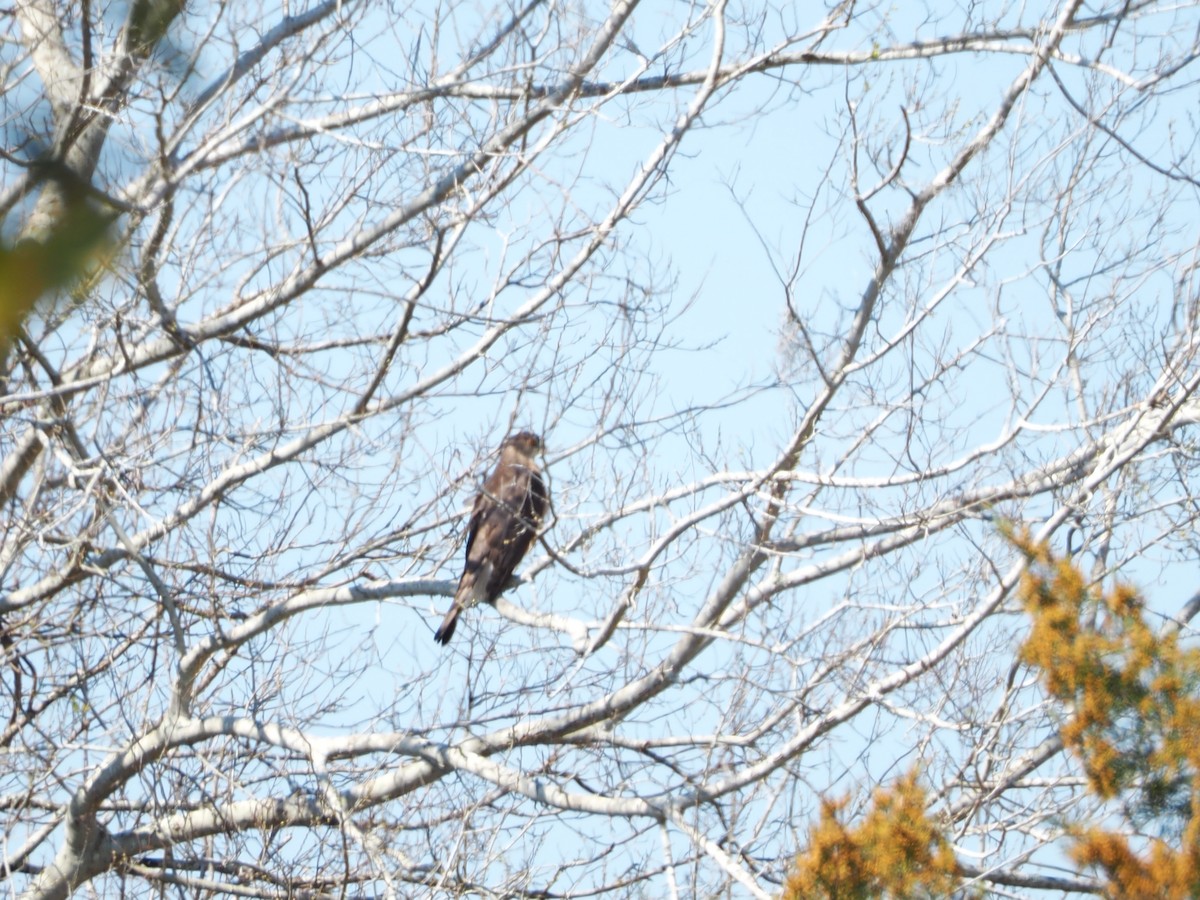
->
[434,431,548,645]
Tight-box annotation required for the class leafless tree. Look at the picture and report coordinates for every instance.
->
[3,0,1199,897]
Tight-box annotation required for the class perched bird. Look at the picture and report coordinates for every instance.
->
[434,431,548,645]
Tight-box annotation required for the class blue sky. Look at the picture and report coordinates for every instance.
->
[7,0,1200,894]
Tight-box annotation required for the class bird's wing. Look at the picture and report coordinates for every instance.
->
[469,464,543,601]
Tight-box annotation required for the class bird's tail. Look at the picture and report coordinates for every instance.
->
[435,565,490,645]
[433,605,460,645]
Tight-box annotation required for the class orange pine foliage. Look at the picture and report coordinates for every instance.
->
[1070,826,1200,900]
[1015,538,1200,898]
[783,769,958,899]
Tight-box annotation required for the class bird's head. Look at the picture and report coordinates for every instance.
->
[505,431,543,456]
